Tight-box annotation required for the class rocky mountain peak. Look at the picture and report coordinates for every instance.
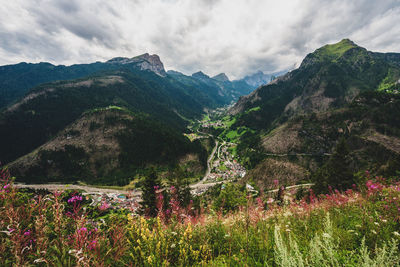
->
[241,70,273,88]
[106,53,166,76]
[212,73,230,82]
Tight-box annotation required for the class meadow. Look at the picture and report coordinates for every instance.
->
[1,167,400,266]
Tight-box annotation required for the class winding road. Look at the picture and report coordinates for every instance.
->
[14,138,221,196]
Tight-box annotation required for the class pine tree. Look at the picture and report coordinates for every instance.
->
[140,168,160,217]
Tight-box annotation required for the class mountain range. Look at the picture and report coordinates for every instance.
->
[225,39,400,188]
[0,54,257,184]
[1,38,399,188]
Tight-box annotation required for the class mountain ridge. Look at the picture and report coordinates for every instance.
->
[224,39,400,188]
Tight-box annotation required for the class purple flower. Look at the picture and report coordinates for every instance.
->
[88,240,97,250]
[24,230,31,236]
[99,202,110,211]
[3,184,9,189]
[68,195,83,204]
[78,227,87,234]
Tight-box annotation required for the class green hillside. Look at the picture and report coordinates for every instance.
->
[0,70,207,165]
[225,39,400,187]
[9,107,207,185]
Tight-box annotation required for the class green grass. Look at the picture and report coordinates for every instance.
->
[226,130,239,140]
[219,163,228,171]
[3,177,400,266]
[316,39,357,60]
[378,67,400,91]
[245,106,261,114]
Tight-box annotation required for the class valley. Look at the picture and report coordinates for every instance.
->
[13,106,249,206]
[2,38,400,266]
[3,1,400,265]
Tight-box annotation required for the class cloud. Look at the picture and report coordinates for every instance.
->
[0,0,399,79]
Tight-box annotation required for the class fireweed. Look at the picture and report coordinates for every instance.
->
[1,168,400,266]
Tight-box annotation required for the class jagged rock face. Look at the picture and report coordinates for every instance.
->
[192,71,210,79]
[242,70,272,88]
[212,73,230,82]
[107,53,166,76]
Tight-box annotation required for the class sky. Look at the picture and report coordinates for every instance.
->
[1,0,400,79]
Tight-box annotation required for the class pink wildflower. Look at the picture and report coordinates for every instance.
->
[99,202,110,211]
[88,240,97,250]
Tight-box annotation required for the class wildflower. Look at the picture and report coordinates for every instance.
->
[393,231,400,237]
[24,230,31,236]
[99,202,110,211]
[382,219,387,223]
[68,195,83,204]
[78,227,87,234]
[3,184,9,189]
[372,230,377,234]
[374,222,379,226]
[88,240,97,250]
[322,233,331,238]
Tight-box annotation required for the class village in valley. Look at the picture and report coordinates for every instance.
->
[16,107,248,209]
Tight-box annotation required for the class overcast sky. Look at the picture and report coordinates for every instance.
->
[1,0,400,79]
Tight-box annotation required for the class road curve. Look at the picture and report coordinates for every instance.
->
[197,139,218,185]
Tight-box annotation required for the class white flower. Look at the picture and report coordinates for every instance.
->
[374,222,379,226]
[322,233,331,238]
[372,230,377,235]
[393,231,400,237]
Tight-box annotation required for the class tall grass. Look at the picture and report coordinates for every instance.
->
[1,167,400,266]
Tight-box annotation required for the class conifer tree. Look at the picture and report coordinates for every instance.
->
[140,168,160,217]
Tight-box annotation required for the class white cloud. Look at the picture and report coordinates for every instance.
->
[0,0,399,79]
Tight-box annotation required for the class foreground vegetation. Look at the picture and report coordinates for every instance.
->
[1,167,400,266]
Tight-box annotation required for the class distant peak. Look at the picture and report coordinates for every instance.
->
[192,71,210,79]
[106,53,165,76]
[212,73,230,82]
